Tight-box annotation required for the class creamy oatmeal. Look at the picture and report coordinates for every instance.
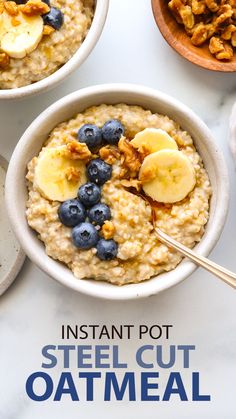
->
[26,104,212,285]
[0,0,94,89]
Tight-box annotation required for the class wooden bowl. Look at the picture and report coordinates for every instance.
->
[151,0,236,72]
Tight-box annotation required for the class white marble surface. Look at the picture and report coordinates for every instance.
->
[0,0,236,418]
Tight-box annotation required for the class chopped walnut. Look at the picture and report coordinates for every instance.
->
[228,0,236,7]
[209,36,225,54]
[101,221,116,240]
[65,167,81,182]
[192,0,206,14]
[43,25,55,36]
[215,5,233,28]
[120,179,142,192]
[0,52,10,69]
[205,0,219,12]
[20,0,50,16]
[118,137,141,179]
[179,5,195,28]
[191,23,209,45]
[221,24,236,40]
[4,1,18,16]
[205,23,216,39]
[131,139,157,159]
[231,2,236,20]
[168,0,187,24]
[139,165,156,184]
[215,41,234,59]
[232,31,236,46]
[99,145,120,165]
[66,140,91,162]
[185,22,200,36]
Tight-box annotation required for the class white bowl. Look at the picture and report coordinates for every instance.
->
[0,0,109,100]
[5,84,229,299]
[0,155,25,295]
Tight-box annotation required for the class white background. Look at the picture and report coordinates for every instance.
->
[0,0,236,418]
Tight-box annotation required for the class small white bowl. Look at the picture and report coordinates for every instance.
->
[0,0,109,100]
[0,155,25,295]
[5,84,229,299]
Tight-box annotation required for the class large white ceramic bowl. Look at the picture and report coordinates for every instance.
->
[5,84,229,299]
[0,0,109,100]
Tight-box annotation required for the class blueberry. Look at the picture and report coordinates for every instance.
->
[43,7,64,30]
[78,182,101,208]
[96,239,118,261]
[87,158,112,185]
[102,120,124,145]
[78,124,103,151]
[88,203,111,226]
[58,199,86,227]
[42,0,51,5]
[72,222,99,249]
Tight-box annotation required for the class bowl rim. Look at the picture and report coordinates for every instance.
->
[0,154,25,296]
[5,83,230,300]
[151,0,236,73]
[0,0,109,100]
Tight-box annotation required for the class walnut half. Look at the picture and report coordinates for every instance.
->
[99,145,120,165]
[66,140,92,162]
[209,36,225,54]
[4,1,18,16]
[209,36,234,59]
[120,179,142,192]
[215,42,234,60]
[20,0,50,16]
[118,137,141,179]
[191,23,209,46]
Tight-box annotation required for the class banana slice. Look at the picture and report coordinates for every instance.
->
[0,11,43,59]
[139,149,196,203]
[131,128,178,154]
[34,146,87,202]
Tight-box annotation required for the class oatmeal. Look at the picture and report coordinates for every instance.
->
[26,104,211,285]
[0,0,94,88]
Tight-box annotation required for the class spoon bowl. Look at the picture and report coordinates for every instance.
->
[136,196,236,289]
[151,0,236,72]
[154,226,236,289]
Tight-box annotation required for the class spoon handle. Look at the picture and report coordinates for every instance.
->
[155,228,236,289]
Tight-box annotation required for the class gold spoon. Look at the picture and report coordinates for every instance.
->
[150,204,236,289]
